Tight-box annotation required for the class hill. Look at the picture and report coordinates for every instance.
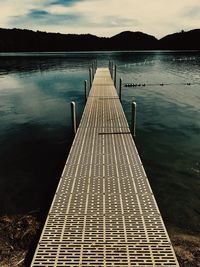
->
[0,28,158,52]
[0,28,199,51]
[109,31,158,50]
[0,28,103,52]
[159,29,200,50]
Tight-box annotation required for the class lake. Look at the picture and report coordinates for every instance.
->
[0,51,199,235]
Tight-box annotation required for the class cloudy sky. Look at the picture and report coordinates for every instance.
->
[0,0,199,38]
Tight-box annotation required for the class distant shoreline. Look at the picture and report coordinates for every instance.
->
[0,28,200,52]
[0,49,200,56]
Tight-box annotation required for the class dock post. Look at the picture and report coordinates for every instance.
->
[119,78,122,102]
[111,62,113,79]
[84,80,87,103]
[95,60,97,72]
[109,61,112,75]
[93,62,95,79]
[92,63,94,80]
[71,101,77,135]
[93,62,95,78]
[132,102,137,138]
[114,65,117,86]
[89,67,92,88]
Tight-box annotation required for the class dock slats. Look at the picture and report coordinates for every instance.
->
[31,68,179,266]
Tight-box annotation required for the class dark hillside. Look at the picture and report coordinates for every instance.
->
[110,31,158,50]
[0,28,200,51]
[159,29,200,50]
[0,28,158,51]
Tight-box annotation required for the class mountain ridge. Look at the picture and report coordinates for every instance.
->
[0,28,199,52]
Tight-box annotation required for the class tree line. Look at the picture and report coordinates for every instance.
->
[0,28,199,52]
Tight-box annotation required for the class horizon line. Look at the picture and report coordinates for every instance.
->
[1,27,200,40]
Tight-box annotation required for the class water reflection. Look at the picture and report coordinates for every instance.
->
[0,51,199,234]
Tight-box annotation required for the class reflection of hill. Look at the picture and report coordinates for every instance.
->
[0,55,86,74]
[0,28,200,51]
[0,56,52,74]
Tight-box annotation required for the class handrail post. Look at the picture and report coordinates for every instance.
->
[132,102,137,138]
[89,67,92,88]
[92,63,95,80]
[95,60,97,72]
[93,62,95,79]
[119,78,122,102]
[84,80,87,103]
[71,101,77,135]
[111,61,113,79]
[114,65,117,87]
[91,63,94,80]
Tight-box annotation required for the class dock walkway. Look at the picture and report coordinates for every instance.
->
[31,68,179,266]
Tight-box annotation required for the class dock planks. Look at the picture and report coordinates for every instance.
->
[31,68,179,266]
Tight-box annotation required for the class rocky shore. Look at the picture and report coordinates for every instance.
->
[0,215,39,267]
[170,230,200,267]
[0,214,199,266]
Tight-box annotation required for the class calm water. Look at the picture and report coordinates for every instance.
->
[0,51,200,234]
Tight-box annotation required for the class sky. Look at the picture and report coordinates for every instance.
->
[0,0,199,38]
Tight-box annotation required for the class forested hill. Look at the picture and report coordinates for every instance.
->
[159,29,200,50]
[0,28,199,52]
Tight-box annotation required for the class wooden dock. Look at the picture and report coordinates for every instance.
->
[31,68,179,266]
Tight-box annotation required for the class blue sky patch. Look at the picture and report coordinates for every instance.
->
[50,0,82,6]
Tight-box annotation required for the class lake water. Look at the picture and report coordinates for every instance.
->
[0,51,199,235]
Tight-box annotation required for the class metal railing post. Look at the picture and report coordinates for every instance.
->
[111,62,113,79]
[119,78,122,102]
[95,60,97,72]
[114,65,117,87]
[84,80,87,103]
[71,101,77,135]
[93,62,95,79]
[89,67,92,88]
[132,102,137,138]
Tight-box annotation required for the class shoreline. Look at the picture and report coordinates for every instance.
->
[168,227,200,267]
[0,214,199,266]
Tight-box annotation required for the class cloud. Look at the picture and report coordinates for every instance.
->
[0,0,200,38]
[49,0,83,6]
[11,9,83,28]
[29,10,49,18]
[183,6,200,18]
[94,16,138,28]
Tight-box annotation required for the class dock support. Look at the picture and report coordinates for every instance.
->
[92,60,97,78]
[114,65,117,86]
[110,62,113,79]
[109,60,112,76]
[89,67,92,88]
[91,63,93,80]
[92,63,95,80]
[119,78,122,101]
[71,101,77,135]
[132,102,137,138]
[95,60,97,72]
[84,80,87,103]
